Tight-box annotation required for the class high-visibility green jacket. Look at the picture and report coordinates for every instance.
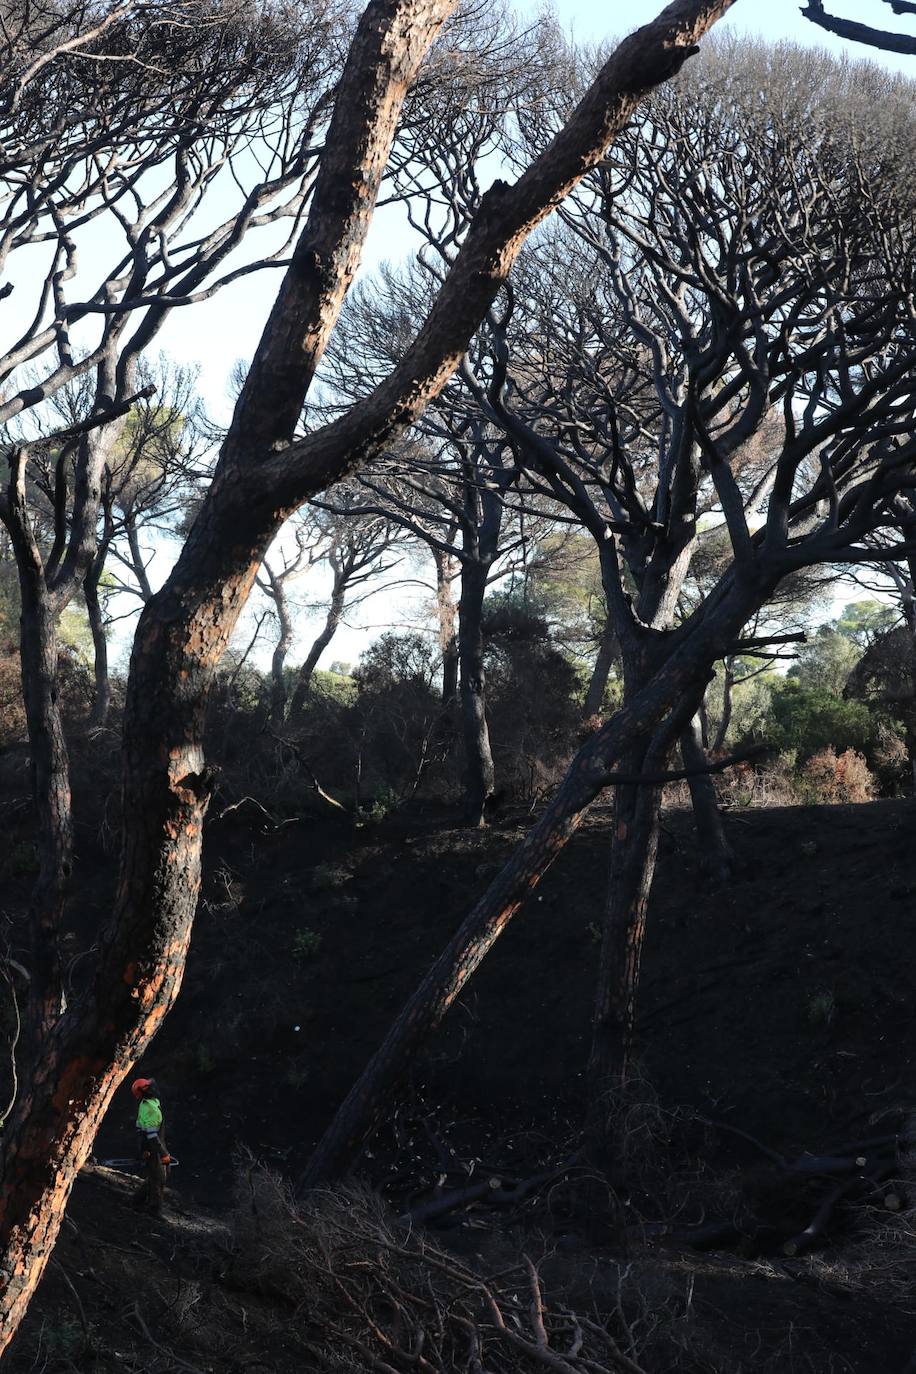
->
[137,1098,163,1134]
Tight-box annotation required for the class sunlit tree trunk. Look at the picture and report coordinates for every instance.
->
[433,547,460,706]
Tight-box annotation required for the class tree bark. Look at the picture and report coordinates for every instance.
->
[267,573,294,727]
[458,558,495,826]
[582,619,617,719]
[433,547,459,706]
[713,657,736,753]
[682,711,733,884]
[15,569,71,1047]
[587,740,662,1124]
[84,559,110,730]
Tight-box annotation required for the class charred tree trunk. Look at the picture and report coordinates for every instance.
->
[4,443,73,1048]
[301,745,615,1189]
[442,632,459,708]
[458,559,495,826]
[301,575,758,1187]
[84,557,110,730]
[588,741,662,1113]
[682,712,733,884]
[583,536,698,1111]
[582,619,617,719]
[713,657,736,753]
[16,568,71,1046]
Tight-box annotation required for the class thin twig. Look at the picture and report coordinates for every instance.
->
[0,964,22,1126]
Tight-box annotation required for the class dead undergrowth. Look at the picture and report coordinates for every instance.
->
[225,1170,692,1373]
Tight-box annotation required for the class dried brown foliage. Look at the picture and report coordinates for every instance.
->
[801,749,876,805]
[0,648,26,747]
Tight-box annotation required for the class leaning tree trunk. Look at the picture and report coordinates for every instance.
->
[582,619,617,720]
[84,560,110,730]
[458,559,495,826]
[0,473,279,1349]
[587,744,662,1123]
[288,583,346,715]
[301,736,623,1189]
[301,579,759,1187]
[268,579,294,727]
[681,712,733,884]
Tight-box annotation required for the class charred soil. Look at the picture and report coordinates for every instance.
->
[4,773,916,1371]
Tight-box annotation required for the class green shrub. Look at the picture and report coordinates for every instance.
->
[195,1042,215,1076]
[6,841,39,876]
[310,863,348,891]
[807,990,836,1027]
[767,682,879,763]
[366,785,400,823]
[292,928,322,961]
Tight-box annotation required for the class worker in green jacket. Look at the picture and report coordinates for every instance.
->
[131,1077,169,1214]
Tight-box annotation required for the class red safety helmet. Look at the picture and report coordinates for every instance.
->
[131,1077,156,1101]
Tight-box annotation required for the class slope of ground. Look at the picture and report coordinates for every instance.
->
[94,795,916,1198]
[4,778,916,1371]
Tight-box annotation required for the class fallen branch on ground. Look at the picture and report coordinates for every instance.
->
[230,1173,665,1373]
[267,730,350,813]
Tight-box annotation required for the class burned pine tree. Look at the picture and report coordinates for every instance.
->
[320,272,563,825]
[0,0,336,1051]
[0,0,737,1348]
[304,40,916,1184]
[320,426,547,826]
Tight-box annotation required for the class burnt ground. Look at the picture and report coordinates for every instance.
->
[4,779,916,1371]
